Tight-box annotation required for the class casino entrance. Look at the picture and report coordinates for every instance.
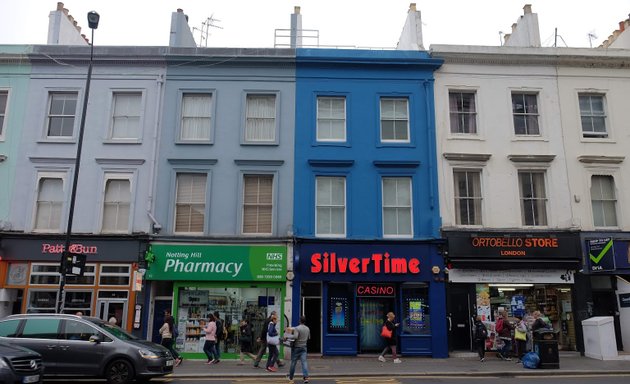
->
[357,284,396,353]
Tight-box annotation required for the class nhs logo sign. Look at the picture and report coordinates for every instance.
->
[266,253,283,261]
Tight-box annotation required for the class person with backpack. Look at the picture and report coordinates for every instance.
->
[495,310,513,361]
[159,310,183,367]
[473,315,488,362]
[213,311,226,361]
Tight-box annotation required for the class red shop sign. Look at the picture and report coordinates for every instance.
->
[356,284,396,297]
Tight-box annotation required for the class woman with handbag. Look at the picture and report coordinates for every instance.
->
[378,312,401,363]
[238,318,256,365]
[265,314,281,372]
[514,314,528,363]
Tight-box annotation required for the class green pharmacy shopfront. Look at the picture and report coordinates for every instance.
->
[144,242,288,359]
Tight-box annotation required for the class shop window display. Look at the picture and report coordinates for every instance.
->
[401,283,430,335]
[176,287,281,354]
[474,284,575,351]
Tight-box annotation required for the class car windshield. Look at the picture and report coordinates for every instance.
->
[94,322,138,341]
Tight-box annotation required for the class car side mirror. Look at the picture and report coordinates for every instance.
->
[89,335,102,343]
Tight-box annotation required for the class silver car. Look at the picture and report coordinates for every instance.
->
[0,314,174,384]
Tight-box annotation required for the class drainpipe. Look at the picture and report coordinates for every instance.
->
[147,73,164,234]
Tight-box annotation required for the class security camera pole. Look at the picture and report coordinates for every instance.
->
[56,11,100,314]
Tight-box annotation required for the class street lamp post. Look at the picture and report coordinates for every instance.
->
[56,11,100,314]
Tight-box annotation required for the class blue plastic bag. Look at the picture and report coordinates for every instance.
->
[522,352,540,369]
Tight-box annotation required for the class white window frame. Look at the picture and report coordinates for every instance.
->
[29,262,96,286]
[511,92,540,136]
[46,91,78,138]
[590,175,618,228]
[241,174,274,235]
[382,177,413,238]
[32,172,67,232]
[243,93,278,144]
[518,170,548,226]
[98,264,131,287]
[109,91,144,141]
[179,92,214,142]
[173,172,207,235]
[315,176,346,237]
[448,90,478,134]
[0,88,9,141]
[316,96,346,142]
[453,169,483,226]
[101,174,133,234]
[578,93,608,138]
[380,97,410,143]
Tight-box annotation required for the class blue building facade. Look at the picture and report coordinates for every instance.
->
[292,49,447,357]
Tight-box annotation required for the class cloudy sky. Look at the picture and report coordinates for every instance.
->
[1,0,629,48]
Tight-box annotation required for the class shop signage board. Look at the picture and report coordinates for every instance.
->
[448,268,575,284]
[446,232,579,259]
[299,242,434,281]
[356,283,396,297]
[1,237,141,262]
[587,238,616,272]
[145,244,287,282]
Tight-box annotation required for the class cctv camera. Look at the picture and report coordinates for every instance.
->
[87,11,100,29]
[152,224,162,234]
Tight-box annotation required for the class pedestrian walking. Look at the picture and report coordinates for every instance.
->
[203,313,220,364]
[378,312,401,363]
[473,315,488,362]
[238,318,256,365]
[213,311,224,361]
[285,316,310,384]
[159,310,182,367]
[265,314,281,372]
[254,310,284,368]
[495,310,513,361]
[514,314,528,363]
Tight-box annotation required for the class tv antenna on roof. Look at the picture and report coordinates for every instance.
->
[193,14,223,47]
[587,30,598,48]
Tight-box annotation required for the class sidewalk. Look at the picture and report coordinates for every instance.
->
[170,352,630,379]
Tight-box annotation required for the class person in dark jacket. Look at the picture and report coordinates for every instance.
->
[473,315,488,362]
[238,318,256,364]
[253,310,284,368]
[378,312,401,363]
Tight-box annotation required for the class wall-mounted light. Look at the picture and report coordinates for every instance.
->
[431,266,441,275]
[286,271,295,281]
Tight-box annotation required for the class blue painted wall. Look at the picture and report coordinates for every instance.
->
[294,49,443,240]
[155,49,295,237]
[0,45,31,225]
[293,49,446,357]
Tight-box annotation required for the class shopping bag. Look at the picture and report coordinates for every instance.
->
[381,324,392,338]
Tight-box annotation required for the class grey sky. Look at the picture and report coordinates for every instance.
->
[1,0,629,48]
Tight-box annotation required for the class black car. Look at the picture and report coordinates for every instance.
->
[0,314,173,384]
[0,341,43,384]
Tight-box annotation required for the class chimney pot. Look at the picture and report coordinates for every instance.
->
[177,8,183,13]
[619,21,625,31]
[512,23,517,32]
[523,4,532,14]
[294,6,300,14]
[409,3,417,12]
[57,2,64,11]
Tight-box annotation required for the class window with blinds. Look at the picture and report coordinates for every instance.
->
[242,174,273,234]
[181,93,212,141]
[111,92,142,139]
[175,173,207,234]
[102,177,131,233]
[34,176,64,231]
[245,94,276,143]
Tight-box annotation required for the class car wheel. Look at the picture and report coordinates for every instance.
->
[105,359,135,384]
